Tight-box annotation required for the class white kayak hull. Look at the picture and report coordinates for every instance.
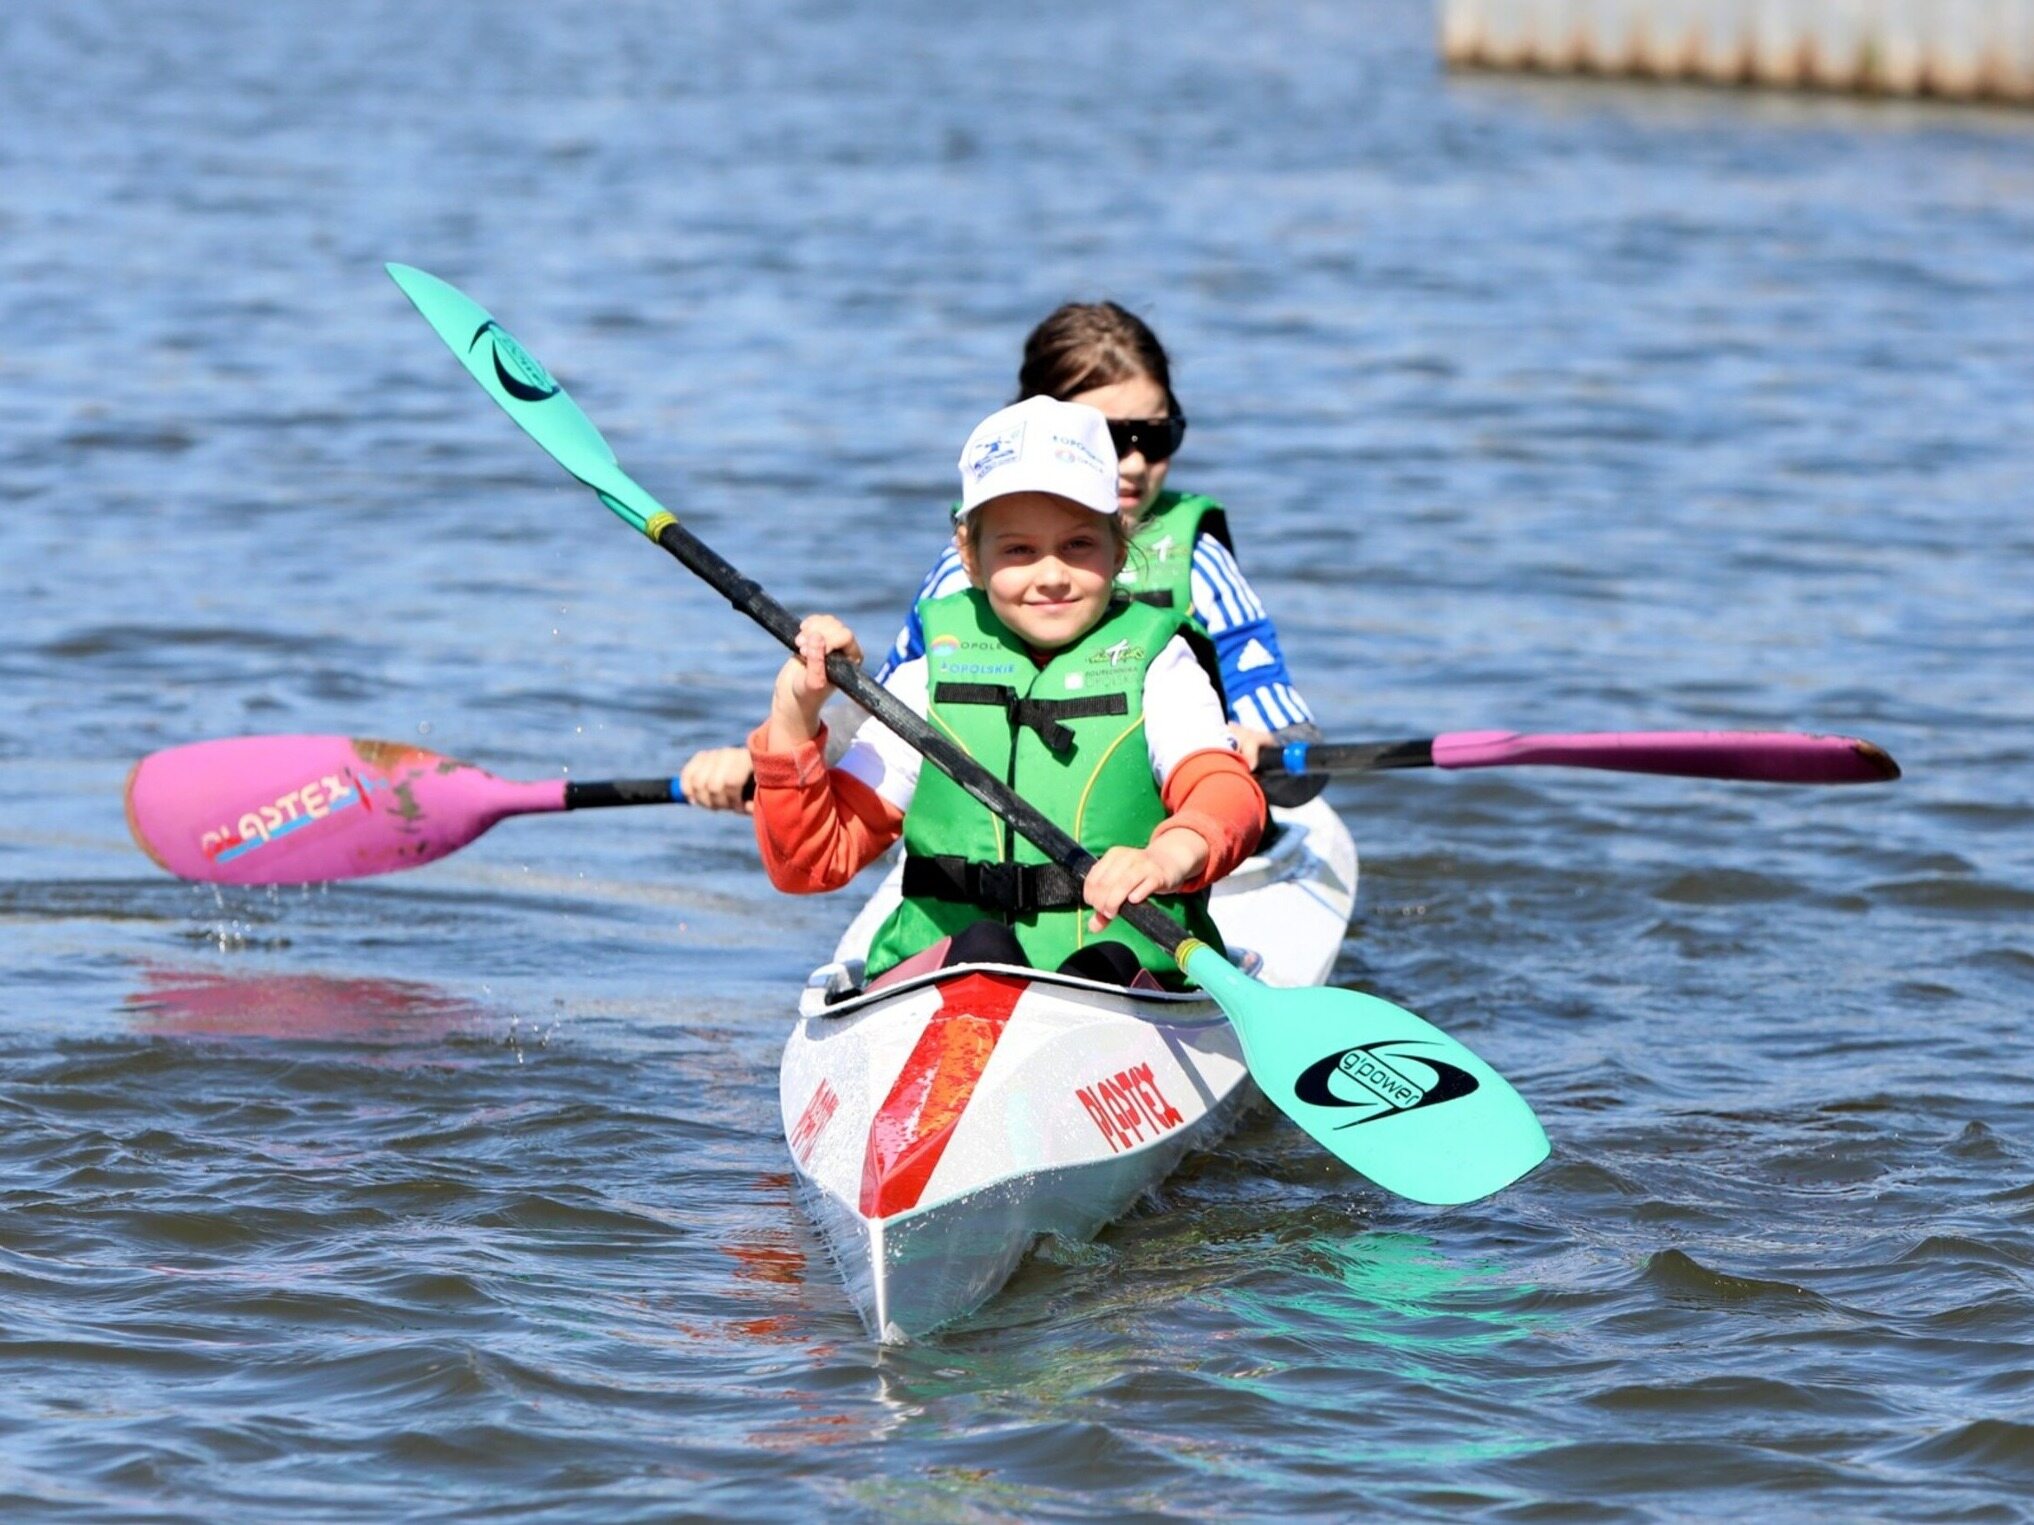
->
[780,796,1357,1340]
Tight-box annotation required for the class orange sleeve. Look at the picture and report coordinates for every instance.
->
[1152,747,1266,892]
[747,722,905,894]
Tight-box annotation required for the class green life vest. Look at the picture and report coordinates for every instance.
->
[864,590,1231,985]
[1114,492,1232,625]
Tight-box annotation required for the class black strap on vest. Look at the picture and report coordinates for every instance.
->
[1127,589,1175,609]
[931,683,1128,755]
[902,854,1087,915]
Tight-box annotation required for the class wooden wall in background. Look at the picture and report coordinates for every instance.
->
[1440,0,2034,103]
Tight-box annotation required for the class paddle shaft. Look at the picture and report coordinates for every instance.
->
[563,777,679,808]
[566,773,752,808]
[1261,730,1900,784]
[641,515,1188,954]
[1261,739,1433,777]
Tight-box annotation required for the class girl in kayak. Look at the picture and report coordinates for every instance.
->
[747,397,1266,990]
[681,300,1320,811]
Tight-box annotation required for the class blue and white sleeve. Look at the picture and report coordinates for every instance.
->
[1189,536,1316,734]
[875,545,970,684]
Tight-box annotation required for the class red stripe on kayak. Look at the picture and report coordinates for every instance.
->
[859,971,1027,1221]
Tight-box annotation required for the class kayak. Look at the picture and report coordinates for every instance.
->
[779,796,1358,1341]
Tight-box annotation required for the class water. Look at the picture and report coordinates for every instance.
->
[4,0,2033,1516]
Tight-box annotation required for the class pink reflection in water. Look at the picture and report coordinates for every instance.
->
[125,965,488,1044]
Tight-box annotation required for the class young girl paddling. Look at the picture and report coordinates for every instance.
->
[682,300,1320,811]
[748,398,1266,989]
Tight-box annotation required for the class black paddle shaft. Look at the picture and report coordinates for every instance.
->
[563,778,677,808]
[1253,738,1434,778]
[648,516,1190,957]
[562,776,752,808]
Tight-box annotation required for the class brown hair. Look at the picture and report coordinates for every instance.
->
[1015,301,1180,416]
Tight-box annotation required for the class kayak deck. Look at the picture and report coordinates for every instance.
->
[781,797,1358,1340]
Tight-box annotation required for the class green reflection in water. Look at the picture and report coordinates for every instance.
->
[1213,1230,1560,1471]
[857,1221,1565,1492]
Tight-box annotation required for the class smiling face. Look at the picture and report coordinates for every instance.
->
[1068,374,1173,526]
[956,492,1127,652]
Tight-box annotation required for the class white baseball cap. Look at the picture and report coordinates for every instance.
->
[955,396,1119,520]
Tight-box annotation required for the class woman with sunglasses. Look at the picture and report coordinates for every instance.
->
[679,301,1321,810]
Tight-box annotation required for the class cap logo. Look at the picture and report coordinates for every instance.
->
[1050,432,1106,472]
[966,422,1025,481]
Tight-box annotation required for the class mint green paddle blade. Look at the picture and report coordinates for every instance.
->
[384,263,669,537]
[1183,946,1549,1204]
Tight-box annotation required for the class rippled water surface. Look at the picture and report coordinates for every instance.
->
[5,1,2034,1518]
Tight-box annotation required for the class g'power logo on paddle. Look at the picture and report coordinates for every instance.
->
[1294,1040,1479,1128]
[468,320,560,403]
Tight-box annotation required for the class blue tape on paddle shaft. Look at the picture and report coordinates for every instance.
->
[1282,742,1310,777]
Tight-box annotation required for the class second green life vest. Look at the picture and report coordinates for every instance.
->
[1113,492,1232,624]
[864,589,1231,984]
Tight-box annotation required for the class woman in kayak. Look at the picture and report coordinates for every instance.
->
[747,397,1266,990]
[681,300,1320,811]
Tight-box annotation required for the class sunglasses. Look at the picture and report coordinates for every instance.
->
[1106,415,1188,464]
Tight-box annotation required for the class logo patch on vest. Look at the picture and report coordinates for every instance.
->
[943,660,1017,677]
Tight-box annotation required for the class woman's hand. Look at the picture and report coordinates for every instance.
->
[679,746,755,813]
[1225,722,1275,772]
[1083,830,1209,932]
[766,615,863,750]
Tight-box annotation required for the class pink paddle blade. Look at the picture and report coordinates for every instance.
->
[1430,730,1901,785]
[125,735,565,885]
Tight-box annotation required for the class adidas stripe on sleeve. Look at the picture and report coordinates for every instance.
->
[1191,536,1314,733]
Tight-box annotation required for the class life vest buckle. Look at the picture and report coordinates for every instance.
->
[974,860,1030,913]
[902,854,1087,915]
[931,680,1129,756]
[1007,699,1076,754]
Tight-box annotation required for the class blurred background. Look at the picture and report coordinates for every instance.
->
[3,1,2031,1517]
